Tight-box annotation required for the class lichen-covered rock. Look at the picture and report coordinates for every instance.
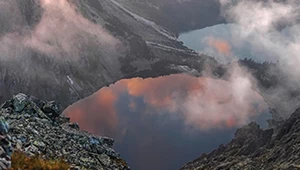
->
[0,94,130,170]
[13,93,29,112]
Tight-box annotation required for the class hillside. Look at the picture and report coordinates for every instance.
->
[180,107,300,170]
[0,0,209,108]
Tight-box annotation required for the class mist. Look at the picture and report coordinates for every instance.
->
[222,0,300,118]
[0,0,119,60]
[219,0,300,74]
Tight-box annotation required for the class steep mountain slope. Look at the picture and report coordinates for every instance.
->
[112,0,225,34]
[180,107,300,170]
[0,0,211,108]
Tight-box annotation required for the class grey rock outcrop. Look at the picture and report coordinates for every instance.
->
[1,93,130,170]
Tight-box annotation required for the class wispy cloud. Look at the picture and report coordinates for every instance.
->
[220,0,300,73]
[0,0,119,60]
[218,0,300,117]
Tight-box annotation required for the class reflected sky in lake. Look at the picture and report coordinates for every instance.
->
[179,24,280,63]
[64,74,271,170]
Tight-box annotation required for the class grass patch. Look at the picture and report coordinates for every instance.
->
[9,150,70,170]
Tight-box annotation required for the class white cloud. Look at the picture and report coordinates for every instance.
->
[219,0,300,118]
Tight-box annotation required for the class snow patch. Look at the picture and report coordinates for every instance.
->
[146,41,197,55]
[169,64,200,75]
[67,75,74,85]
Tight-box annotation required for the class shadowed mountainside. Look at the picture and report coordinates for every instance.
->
[180,107,300,170]
[0,0,213,108]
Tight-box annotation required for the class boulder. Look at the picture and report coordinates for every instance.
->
[42,101,63,119]
[12,93,29,112]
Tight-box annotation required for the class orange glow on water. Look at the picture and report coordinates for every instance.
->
[207,37,232,56]
[64,74,268,135]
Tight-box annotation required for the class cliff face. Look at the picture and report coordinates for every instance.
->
[180,107,300,170]
[0,93,130,170]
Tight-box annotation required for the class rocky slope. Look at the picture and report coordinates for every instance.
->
[0,93,130,170]
[111,0,225,34]
[0,117,11,169]
[180,107,300,170]
[0,0,211,108]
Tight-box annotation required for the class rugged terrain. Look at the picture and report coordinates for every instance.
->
[0,93,130,169]
[0,0,211,108]
[2,1,300,170]
[1,0,299,121]
[180,107,300,170]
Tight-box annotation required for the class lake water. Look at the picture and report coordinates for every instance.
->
[64,74,271,170]
[179,24,276,63]
[62,24,276,170]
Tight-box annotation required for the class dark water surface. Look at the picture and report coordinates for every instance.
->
[64,74,271,170]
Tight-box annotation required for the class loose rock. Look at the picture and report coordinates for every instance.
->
[0,93,130,170]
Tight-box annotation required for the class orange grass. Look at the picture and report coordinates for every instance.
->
[9,150,70,170]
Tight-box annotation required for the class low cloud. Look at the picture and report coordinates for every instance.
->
[219,0,300,74]
[218,0,300,117]
[0,0,119,60]
[220,0,298,33]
